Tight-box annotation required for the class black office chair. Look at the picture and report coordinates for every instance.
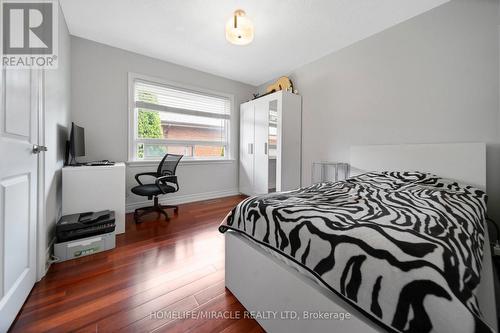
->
[131,154,183,223]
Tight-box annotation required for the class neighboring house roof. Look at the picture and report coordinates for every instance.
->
[159,112,222,129]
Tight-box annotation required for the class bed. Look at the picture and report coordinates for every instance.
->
[220,143,498,333]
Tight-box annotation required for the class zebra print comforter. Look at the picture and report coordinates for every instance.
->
[219,172,492,333]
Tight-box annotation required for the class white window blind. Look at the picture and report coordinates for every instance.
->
[132,79,231,160]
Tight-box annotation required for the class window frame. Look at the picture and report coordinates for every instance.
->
[128,73,234,162]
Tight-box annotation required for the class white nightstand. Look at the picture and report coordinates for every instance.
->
[62,163,126,234]
[311,162,350,184]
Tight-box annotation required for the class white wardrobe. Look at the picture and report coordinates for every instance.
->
[239,90,302,196]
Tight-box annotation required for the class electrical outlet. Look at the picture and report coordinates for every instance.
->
[494,244,500,257]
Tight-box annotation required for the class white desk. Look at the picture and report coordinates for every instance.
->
[62,163,126,234]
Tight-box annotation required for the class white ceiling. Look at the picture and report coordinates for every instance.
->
[60,0,449,86]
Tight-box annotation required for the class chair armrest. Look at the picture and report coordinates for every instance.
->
[135,172,158,185]
[155,175,179,193]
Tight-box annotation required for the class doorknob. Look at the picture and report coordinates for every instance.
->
[32,144,48,154]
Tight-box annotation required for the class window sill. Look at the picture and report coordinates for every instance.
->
[127,159,236,168]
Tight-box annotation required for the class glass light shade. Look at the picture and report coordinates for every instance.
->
[225,10,254,46]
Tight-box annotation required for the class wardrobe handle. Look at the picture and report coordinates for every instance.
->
[248,143,254,155]
[264,142,268,155]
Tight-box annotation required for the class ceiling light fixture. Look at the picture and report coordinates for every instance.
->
[225,9,254,46]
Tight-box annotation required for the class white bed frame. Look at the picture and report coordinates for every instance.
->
[225,143,497,332]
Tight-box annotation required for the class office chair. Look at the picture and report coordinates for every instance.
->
[131,154,183,223]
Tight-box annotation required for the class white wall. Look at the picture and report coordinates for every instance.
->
[42,3,71,273]
[258,0,500,219]
[70,37,255,211]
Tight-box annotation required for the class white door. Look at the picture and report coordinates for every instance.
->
[239,102,254,196]
[0,68,40,332]
[253,98,269,195]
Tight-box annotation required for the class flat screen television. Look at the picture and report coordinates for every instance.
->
[66,122,85,165]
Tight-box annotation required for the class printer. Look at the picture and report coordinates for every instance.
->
[56,210,116,243]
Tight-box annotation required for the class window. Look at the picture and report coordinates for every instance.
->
[130,76,232,161]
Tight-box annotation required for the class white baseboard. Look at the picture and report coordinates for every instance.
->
[39,236,56,281]
[126,189,240,213]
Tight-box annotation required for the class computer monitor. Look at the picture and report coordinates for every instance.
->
[68,122,85,165]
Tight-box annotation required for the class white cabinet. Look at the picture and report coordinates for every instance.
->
[62,163,126,234]
[239,91,302,196]
[253,97,269,194]
[239,102,255,196]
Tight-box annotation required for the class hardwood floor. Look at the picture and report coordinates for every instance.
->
[10,195,264,333]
